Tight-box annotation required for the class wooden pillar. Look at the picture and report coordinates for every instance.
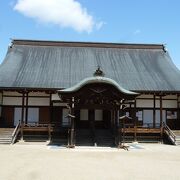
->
[70,97,75,148]
[160,95,163,141]
[0,92,3,123]
[21,92,25,140]
[117,110,119,127]
[114,110,116,128]
[117,109,122,147]
[89,109,95,145]
[49,93,53,123]
[160,95,163,127]
[1,91,4,108]
[48,124,51,141]
[134,98,137,142]
[25,92,28,124]
[111,110,114,129]
[21,92,25,123]
[153,94,156,128]
[118,114,122,147]
[114,109,118,141]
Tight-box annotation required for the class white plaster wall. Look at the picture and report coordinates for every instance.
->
[137,99,177,109]
[3,97,22,105]
[52,94,60,101]
[3,91,21,96]
[163,95,177,99]
[28,92,49,97]
[162,100,177,108]
[80,109,88,121]
[137,95,153,99]
[53,102,67,107]
[155,100,160,108]
[136,100,153,108]
[95,110,103,121]
[28,97,50,106]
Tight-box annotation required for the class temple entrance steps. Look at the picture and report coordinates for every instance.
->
[163,123,180,145]
[172,131,180,145]
[75,129,94,146]
[49,130,68,146]
[75,129,115,147]
[94,129,115,147]
[0,128,14,144]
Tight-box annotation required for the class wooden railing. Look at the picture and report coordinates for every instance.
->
[163,122,176,145]
[21,123,52,140]
[122,123,162,133]
[123,123,161,129]
[119,123,163,143]
[11,120,21,144]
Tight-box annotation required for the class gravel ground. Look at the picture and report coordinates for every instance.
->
[0,143,180,180]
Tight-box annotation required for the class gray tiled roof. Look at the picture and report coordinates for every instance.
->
[0,40,180,92]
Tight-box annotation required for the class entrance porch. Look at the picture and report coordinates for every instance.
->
[58,73,142,148]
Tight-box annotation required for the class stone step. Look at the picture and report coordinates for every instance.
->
[0,128,14,132]
[171,131,180,145]
[0,142,12,144]
[0,128,14,144]
[0,135,12,138]
[0,141,12,144]
[175,141,180,145]
[0,137,12,140]
[0,134,13,137]
[0,139,12,144]
[0,133,14,135]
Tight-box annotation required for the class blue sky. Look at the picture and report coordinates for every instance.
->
[0,0,180,69]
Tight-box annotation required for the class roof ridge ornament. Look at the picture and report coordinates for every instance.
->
[93,65,105,77]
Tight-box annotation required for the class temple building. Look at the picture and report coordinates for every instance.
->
[0,39,180,146]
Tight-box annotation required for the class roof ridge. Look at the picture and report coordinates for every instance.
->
[11,39,164,50]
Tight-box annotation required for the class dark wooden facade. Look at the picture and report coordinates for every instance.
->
[0,87,180,146]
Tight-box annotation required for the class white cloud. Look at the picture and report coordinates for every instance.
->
[14,0,103,33]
